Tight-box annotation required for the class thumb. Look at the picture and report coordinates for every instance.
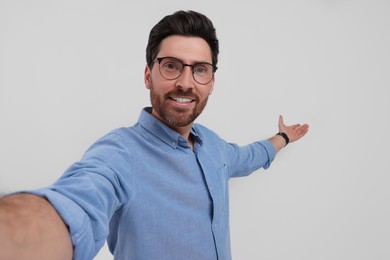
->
[278,115,284,130]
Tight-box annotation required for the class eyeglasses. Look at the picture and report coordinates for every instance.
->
[154,56,218,85]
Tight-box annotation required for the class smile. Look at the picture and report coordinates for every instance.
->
[170,97,194,103]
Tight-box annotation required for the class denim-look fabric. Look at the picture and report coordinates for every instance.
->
[31,107,275,260]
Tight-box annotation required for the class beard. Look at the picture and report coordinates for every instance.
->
[149,85,208,128]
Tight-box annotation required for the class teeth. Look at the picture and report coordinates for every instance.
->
[173,97,192,103]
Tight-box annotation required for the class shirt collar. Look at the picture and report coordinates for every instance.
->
[138,107,202,149]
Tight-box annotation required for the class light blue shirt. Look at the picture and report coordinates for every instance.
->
[31,107,275,260]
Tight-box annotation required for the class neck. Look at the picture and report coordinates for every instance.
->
[151,109,193,142]
[172,125,192,141]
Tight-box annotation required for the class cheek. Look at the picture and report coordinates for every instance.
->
[201,85,213,97]
[149,69,169,90]
[150,81,174,99]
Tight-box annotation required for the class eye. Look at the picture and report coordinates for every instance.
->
[161,59,182,72]
[163,62,177,70]
[194,64,210,75]
[195,67,206,73]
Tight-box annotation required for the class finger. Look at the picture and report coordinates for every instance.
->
[291,124,301,130]
[297,125,309,137]
[278,115,284,129]
[298,124,309,132]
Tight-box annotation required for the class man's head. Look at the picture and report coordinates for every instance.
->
[146,10,219,69]
[144,11,219,132]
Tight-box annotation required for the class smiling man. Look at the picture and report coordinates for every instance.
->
[146,35,217,145]
[0,10,309,260]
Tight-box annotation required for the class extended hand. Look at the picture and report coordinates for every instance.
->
[278,115,309,143]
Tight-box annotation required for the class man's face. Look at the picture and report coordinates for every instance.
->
[144,35,215,129]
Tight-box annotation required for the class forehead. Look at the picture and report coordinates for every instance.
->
[157,35,212,64]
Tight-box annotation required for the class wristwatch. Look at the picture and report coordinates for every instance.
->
[276,132,289,146]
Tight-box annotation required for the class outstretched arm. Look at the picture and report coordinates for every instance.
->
[0,193,73,260]
[268,115,309,153]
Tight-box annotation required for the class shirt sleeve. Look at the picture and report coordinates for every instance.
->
[28,132,133,260]
[225,140,276,178]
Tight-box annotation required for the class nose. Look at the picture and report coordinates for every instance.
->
[176,66,194,90]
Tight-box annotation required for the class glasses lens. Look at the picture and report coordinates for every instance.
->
[159,58,182,80]
[193,63,213,84]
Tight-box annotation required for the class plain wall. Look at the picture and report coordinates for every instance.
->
[1,1,389,259]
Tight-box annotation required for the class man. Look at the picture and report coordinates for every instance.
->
[0,10,309,260]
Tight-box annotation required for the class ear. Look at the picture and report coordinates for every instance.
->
[144,65,152,89]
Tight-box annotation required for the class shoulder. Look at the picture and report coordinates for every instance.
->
[83,125,140,155]
[98,124,140,143]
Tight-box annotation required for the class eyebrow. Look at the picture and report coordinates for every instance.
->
[160,56,213,65]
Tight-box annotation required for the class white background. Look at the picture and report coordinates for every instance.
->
[1,1,389,259]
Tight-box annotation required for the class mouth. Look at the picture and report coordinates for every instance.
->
[167,96,196,109]
[169,97,195,103]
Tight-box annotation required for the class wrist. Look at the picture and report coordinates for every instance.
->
[276,132,289,146]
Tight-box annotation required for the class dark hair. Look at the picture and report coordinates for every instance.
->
[146,10,219,68]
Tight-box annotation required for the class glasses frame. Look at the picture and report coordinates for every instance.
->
[154,56,218,85]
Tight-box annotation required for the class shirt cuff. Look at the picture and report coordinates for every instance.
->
[26,189,96,260]
[257,140,276,169]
